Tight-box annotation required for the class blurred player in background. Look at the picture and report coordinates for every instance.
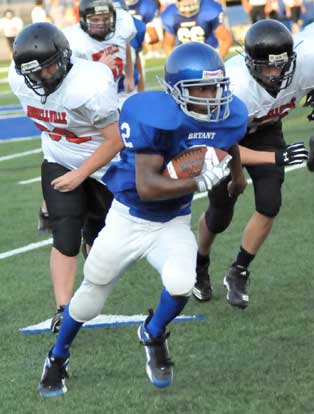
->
[193,20,309,307]
[161,0,233,58]
[38,42,248,397]
[64,0,136,96]
[31,0,48,23]
[0,9,23,54]
[113,0,147,106]
[9,23,122,333]
[125,0,160,47]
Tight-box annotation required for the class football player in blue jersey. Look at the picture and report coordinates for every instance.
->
[38,42,248,397]
[125,0,160,46]
[115,0,147,97]
[125,0,157,23]
[161,0,233,58]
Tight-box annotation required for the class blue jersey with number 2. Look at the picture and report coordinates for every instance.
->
[103,91,248,222]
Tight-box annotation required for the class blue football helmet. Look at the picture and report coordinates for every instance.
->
[161,42,232,122]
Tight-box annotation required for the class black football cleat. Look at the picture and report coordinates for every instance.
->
[307,136,314,172]
[192,263,212,302]
[138,310,174,388]
[38,350,69,397]
[50,305,66,334]
[223,266,250,309]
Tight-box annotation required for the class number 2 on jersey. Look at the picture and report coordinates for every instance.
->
[120,122,133,148]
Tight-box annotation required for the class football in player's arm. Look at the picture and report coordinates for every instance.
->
[193,20,309,307]
[9,22,123,332]
[37,42,248,397]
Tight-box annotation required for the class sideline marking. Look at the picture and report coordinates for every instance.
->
[0,238,52,260]
[0,135,40,144]
[20,314,207,334]
[0,162,306,260]
[0,148,41,162]
[18,177,41,185]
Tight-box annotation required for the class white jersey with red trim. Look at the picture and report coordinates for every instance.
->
[63,9,136,80]
[8,57,119,182]
[225,39,314,133]
[293,21,314,44]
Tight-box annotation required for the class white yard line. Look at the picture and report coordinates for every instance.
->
[0,135,40,143]
[0,91,13,96]
[0,238,52,260]
[0,162,306,260]
[0,148,42,162]
[18,177,41,184]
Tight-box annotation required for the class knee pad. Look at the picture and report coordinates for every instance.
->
[162,258,195,297]
[53,216,82,257]
[254,178,282,218]
[205,177,237,234]
[69,280,114,322]
[205,205,235,234]
[256,193,282,218]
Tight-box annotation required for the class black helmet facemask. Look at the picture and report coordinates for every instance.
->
[245,51,296,92]
[17,49,72,103]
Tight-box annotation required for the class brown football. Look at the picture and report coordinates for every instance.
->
[162,146,229,179]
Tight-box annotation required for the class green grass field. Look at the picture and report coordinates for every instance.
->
[1,59,314,414]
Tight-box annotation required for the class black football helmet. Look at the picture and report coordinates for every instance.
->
[13,23,72,103]
[244,19,296,93]
[79,0,116,41]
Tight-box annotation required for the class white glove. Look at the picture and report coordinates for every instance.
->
[194,151,232,193]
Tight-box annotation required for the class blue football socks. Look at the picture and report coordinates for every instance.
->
[52,304,83,360]
[146,288,189,338]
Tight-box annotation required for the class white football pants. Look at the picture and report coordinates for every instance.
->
[70,200,197,322]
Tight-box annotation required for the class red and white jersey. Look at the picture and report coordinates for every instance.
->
[293,21,314,44]
[225,39,314,133]
[63,9,136,80]
[8,57,119,182]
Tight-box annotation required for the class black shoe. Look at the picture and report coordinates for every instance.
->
[223,266,250,309]
[192,262,212,302]
[38,208,52,232]
[50,305,66,334]
[307,136,314,171]
[38,350,69,397]
[137,310,174,388]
